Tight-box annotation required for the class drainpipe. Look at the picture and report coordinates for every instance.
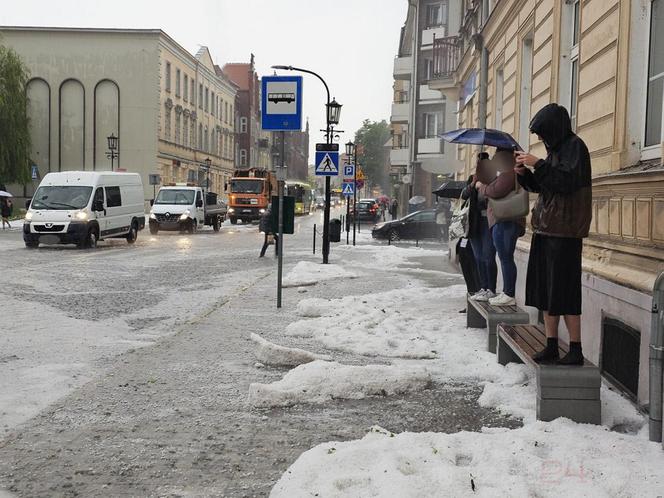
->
[478,41,489,129]
[408,0,419,203]
[649,271,664,442]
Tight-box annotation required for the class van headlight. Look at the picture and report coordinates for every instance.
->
[74,211,88,221]
[228,208,235,214]
[25,212,33,221]
[149,212,157,220]
[259,209,266,214]
[179,211,191,221]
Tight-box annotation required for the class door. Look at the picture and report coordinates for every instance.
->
[195,190,205,225]
[104,186,123,236]
[92,187,106,234]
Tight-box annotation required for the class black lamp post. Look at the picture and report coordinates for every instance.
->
[345,140,355,245]
[106,133,119,171]
[204,157,212,190]
[272,65,341,264]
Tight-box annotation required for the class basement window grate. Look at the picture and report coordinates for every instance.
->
[601,317,640,399]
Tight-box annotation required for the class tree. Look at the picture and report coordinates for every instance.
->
[354,119,391,193]
[0,44,31,186]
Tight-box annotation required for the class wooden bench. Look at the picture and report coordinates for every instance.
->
[497,324,601,425]
[467,295,530,353]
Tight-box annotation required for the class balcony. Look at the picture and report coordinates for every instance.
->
[393,55,413,80]
[391,102,410,123]
[421,26,446,46]
[428,36,462,91]
[418,137,444,155]
[419,84,443,102]
[390,147,409,166]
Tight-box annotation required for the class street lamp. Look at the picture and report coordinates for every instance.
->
[272,64,341,264]
[204,157,212,190]
[106,133,119,171]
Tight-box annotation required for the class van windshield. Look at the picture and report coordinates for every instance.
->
[231,179,264,194]
[32,186,93,210]
[154,189,195,205]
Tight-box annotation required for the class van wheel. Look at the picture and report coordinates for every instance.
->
[80,227,98,249]
[25,240,39,249]
[187,220,197,234]
[230,217,237,225]
[212,216,220,232]
[149,225,158,235]
[126,222,138,244]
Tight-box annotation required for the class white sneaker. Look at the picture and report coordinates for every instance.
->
[469,290,487,301]
[474,290,496,302]
[489,293,516,306]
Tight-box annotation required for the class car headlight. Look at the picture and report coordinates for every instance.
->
[179,211,191,221]
[25,212,33,221]
[149,212,157,220]
[228,208,235,213]
[259,208,266,214]
[74,211,88,221]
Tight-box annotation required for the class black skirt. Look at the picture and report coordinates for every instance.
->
[525,234,583,316]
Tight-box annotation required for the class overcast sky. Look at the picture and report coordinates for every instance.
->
[2,0,408,162]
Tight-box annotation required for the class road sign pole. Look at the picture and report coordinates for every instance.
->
[346,196,350,244]
[352,153,357,246]
[277,131,285,309]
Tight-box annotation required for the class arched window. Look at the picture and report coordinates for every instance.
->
[94,79,120,170]
[59,79,85,170]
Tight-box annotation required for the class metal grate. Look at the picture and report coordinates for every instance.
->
[601,317,640,399]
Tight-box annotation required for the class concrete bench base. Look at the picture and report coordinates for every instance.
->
[467,295,530,353]
[497,324,601,425]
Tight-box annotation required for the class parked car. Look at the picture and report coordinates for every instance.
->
[353,200,380,222]
[23,171,145,249]
[372,209,440,241]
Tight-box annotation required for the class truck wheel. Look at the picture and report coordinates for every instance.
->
[230,217,237,225]
[213,216,220,232]
[126,222,138,244]
[187,220,197,234]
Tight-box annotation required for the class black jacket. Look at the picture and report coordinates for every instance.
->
[518,104,592,238]
[461,176,486,239]
[259,209,272,234]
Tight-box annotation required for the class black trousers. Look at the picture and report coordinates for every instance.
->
[260,234,279,258]
[457,239,481,295]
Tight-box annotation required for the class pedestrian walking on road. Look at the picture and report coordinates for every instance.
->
[259,206,278,258]
[462,153,497,302]
[515,103,592,366]
[390,198,399,220]
[475,149,526,306]
[1,198,12,230]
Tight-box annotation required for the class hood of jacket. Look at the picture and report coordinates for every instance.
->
[529,103,573,150]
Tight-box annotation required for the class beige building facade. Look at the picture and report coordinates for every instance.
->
[425,0,664,405]
[0,27,237,202]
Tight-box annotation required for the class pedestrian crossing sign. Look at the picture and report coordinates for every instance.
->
[314,151,339,176]
[342,182,355,196]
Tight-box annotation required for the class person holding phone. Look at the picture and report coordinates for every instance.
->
[514,103,592,366]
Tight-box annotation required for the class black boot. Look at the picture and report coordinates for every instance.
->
[557,342,584,366]
[533,338,560,364]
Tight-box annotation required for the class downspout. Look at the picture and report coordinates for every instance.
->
[649,271,664,442]
[408,0,420,206]
[478,42,489,129]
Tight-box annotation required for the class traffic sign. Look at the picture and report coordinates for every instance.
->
[315,143,339,176]
[261,76,303,131]
[343,163,355,179]
[31,165,39,180]
[342,182,355,196]
[356,168,365,181]
[356,179,365,190]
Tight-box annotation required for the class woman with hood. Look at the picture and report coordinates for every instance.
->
[461,152,497,302]
[514,103,592,366]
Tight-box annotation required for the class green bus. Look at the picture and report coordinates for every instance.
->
[286,181,314,215]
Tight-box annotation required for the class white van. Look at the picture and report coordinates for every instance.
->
[24,171,145,249]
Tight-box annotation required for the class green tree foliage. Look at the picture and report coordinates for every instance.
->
[0,44,31,186]
[354,119,391,193]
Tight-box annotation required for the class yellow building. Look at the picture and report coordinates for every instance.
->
[425,0,664,405]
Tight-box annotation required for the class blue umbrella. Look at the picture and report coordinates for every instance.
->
[440,128,523,151]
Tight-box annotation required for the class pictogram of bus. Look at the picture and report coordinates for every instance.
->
[268,92,296,104]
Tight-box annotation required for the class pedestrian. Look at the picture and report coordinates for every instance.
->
[515,103,592,366]
[435,198,451,241]
[1,198,12,230]
[259,206,278,258]
[461,153,497,302]
[390,198,399,220]
[475,148,526,306]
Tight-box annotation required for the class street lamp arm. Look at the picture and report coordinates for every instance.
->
[271,65,330,106]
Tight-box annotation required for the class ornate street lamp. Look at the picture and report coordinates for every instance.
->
[345,140,355,156]
[106,133,119,171]
[327,98,342,126]
[204,157,212,189]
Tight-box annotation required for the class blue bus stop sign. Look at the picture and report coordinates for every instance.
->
[261,76,303,131]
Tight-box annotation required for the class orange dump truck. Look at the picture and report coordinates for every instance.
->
[227,168,276,224]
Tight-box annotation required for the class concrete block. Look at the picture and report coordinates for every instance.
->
[538,385,601,401]
[537,396,601,424]
[538,364,601,388]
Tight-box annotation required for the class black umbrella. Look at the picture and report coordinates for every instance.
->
[432,180,466,199]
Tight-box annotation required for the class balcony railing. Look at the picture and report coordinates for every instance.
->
[394,91,410,104]
[432,35,462,79]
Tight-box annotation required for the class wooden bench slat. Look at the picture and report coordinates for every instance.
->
[500,326,537,359]
[508,324,570,355]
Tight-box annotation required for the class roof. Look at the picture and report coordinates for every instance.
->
[222,63,251,89]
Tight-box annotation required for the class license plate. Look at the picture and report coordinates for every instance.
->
[243,209,252,213]
[40,235,60,245]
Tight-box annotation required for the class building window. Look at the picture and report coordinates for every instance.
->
[191,80,195,104]
[240,117,248,133]
[225,102,229,123]
[426,2,447,28]
[199,123,203,150]
[423,58,434,81]
[165,61,171,92]
[164,104,172,140]
[422,111,443,138]
[211,92,215,116]
[518,36,534,149]
[204,126,209,152]
[646,0,664,147]
[175,112,181,144]
[494,67,504,129]
[239,149,247,167]
[205,87,209,113]
[175,69,181,97]
[191,120,196,147]
[184,75,189,102]
[183,115,189,147]
[199,83,203,109]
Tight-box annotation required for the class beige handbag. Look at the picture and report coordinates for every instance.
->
[489,174,530,221]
